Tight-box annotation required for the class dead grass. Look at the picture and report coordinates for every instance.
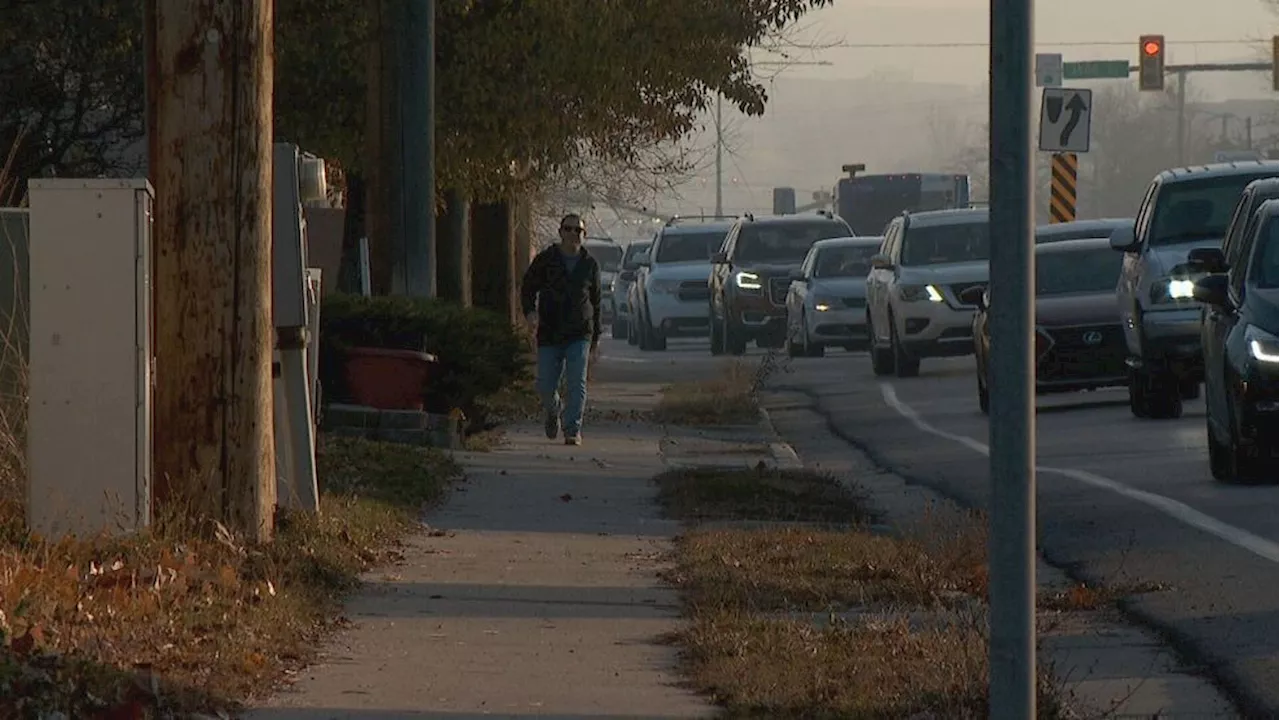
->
[658,466,1071,719]
[652,359,768,426]
[0,434,461,718]
[654,466,875,525]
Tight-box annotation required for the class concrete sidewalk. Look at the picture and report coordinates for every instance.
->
[243,411,713,720]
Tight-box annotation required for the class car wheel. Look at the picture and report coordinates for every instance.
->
[889,315,920,378]
[785,322,804,358]
[726,321,748,356]
[1131,367,1182,419]
[651,326,668,351]
[710,308,725,355]
[1206,411,1234,481]
[869,313,894,376]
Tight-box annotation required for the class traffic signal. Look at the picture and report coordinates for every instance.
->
[1138,34,1165,91]
[1272,35,1278,92]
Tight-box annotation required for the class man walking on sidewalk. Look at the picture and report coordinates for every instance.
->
[521,213,602,446]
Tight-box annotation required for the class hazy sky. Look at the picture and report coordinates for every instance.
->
[772,0,1278,84]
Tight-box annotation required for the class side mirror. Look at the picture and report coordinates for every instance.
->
[711,251,728,264]
[1192,273,1230,307]
[1187,247,1227,273]
[619,269,636,282]
[1108,225,1139,253]
[958,285,986,309]
[870,253,893,270]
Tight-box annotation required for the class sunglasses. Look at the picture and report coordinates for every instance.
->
[560,226,586,234]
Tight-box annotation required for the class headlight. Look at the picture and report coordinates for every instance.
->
[735,271,762,290]
[648,278,681,293]
[813,295,840,312]
[1246,325,1279,364]
[1149,276,1200,305]
[899,284,945,303]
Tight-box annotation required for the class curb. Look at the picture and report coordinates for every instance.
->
[757,406,803,469]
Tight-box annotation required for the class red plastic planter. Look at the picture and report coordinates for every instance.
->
[343,347,438,410]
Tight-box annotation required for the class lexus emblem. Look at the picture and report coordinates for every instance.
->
[1082,330,1103,346]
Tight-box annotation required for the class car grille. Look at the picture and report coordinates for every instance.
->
[841,297,866,309]
[677,280,710,302]
[1038,323,1127,381]
[768,277,790,305]
[950,281,987,306]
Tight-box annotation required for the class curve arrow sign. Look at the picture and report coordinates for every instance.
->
[1059,94,1088,148]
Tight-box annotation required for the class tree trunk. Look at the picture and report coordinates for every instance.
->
[148,0,276,542]
[512,192,535,279]
[363,0,395,295]
[470,200,517,322]
[437,188,471,305]
[338,172,366,294]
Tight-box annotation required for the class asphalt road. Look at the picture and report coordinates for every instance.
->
[591,334,1278,718]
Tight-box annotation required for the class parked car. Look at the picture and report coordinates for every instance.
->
[709,212,853,355]
[633,216,735,351]
[865,208,990,377]
[611,239,651,339]
[583,237,623,324]
[1192,198,1278,482]
[966,237,1126,414]
[1036,217,1132,244]
[1110,160,1279,419]
[784,236,881,357]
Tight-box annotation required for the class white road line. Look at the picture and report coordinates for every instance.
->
[879,383,1279,564]
[599,355,649,364]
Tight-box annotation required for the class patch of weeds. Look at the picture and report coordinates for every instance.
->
[652,358,775,426]
[653,466,874,524]
[671,526,987,613]
[1038,580,1170,612]
[658,468,1071,718]
[0,434,461,718]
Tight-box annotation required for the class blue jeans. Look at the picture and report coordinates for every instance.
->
[536,339,591,435]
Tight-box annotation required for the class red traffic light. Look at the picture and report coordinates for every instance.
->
[1143,40,1162,56]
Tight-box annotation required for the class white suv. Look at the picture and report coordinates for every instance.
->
[633,217,734,351]
[866,208,990,377]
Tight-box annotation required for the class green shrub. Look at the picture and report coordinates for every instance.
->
[319,294,530,421]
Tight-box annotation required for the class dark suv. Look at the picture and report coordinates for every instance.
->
[1110,160,1279,419]
[709,213,853,355]
[1192,199,1279,482]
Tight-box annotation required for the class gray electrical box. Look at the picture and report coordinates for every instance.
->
[27,179,153,539]
[273,143,309,329]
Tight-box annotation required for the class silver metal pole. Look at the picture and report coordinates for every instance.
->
[715,94,724,216]
[1176,70,1187,166]
[988,0,1037,716]
[401,0,436,297]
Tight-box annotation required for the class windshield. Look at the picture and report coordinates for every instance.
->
[586,244,623,272]
[1036,246,1122,295]
[901,221,990,266]
[736,221,851,263]
[622,242,651,270]
[814,245,878,278]
[1150,174,1274,245]
[654,231,724,263]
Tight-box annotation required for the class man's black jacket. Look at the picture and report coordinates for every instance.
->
[520,244,602,347]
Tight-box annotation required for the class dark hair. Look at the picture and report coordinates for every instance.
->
[560,213,584,228]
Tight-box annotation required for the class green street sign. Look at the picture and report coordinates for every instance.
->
[1064,60,1131,79]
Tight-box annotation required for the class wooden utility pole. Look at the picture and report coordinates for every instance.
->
[470,200,517,322]
[146,0,277,542]
[437,189,472,305]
